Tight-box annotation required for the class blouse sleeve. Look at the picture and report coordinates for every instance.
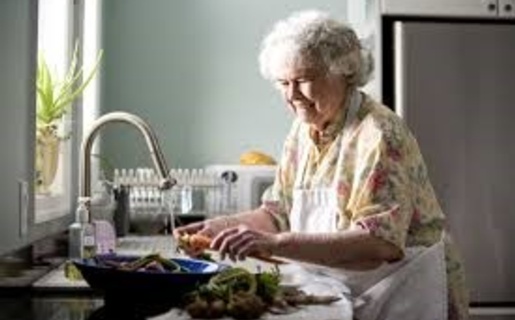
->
[260,121,301,232]
[346,119,416,252]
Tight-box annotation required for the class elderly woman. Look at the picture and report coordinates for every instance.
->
[175,10,468,320]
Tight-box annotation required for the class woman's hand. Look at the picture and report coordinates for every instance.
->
[210,225,279,262]
[173,216,236,257]
[173,216,235,238]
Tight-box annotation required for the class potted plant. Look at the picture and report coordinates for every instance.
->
[35,43,103,193]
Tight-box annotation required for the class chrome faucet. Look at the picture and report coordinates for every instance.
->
[79,111,175,219]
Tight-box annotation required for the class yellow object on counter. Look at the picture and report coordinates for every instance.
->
[240,151,277,165]
[64,261,84,281]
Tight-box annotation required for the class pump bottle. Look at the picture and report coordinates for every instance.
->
[68,198,96,259]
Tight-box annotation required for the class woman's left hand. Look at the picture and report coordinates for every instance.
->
[210,225,279,262]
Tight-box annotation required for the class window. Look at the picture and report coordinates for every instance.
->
[35,0,75,223]
[35,0,102,224]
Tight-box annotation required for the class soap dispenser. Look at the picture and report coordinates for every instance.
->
[68,197,96,259]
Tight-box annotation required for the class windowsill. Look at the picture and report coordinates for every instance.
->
[35,193,70,224]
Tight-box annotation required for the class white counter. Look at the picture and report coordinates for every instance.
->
[151,301,352,320]
[34,235,353,320]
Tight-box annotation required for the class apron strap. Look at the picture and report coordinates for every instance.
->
[294,90,363,189]
[332,90,362,187]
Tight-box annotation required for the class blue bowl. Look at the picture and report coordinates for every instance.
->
[73,254,224,316]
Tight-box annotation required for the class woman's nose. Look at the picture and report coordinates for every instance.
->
[286,82,301,100]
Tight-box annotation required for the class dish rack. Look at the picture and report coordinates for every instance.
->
[113,167,235,218]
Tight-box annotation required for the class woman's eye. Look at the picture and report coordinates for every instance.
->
[297,77,313,84]
[275,81,288,88]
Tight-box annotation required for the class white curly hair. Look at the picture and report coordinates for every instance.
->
[258,10,373,87]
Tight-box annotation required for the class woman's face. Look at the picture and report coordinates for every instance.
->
[274,60,348,131]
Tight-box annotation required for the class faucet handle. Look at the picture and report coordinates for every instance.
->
[159,177,176,190]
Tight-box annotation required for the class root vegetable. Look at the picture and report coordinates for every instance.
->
[177,234,285,264]
[227,292,266,320]
[185,297,210,319]
[178,234,212,253]
[209,299,226,318]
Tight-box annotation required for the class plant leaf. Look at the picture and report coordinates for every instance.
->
[36,41,103,126]
[55,49,103,113]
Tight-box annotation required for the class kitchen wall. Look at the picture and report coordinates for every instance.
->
[0,0,36,256]
[100,0,349,168]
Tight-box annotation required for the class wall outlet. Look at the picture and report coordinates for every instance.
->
[18,180,28,237]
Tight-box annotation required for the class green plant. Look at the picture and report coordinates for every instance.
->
[36,42,103,135]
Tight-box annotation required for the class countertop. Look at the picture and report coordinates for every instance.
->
[1,236,353,320]
[0,294,102,320]
[0,293,352,320]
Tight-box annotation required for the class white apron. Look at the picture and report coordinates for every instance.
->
[288,91,448,320]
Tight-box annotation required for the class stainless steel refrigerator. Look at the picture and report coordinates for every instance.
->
[379,1,515,318]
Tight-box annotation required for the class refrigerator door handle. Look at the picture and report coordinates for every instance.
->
[393,21,406,119]
[469,307,515,316]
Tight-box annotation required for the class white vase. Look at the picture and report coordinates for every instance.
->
[35,128,60,194]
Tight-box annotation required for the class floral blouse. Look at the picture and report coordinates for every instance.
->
[262,92,469,320]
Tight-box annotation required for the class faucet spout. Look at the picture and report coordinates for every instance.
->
[79,111,175,204]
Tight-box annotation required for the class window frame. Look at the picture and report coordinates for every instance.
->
[29,0,84,240]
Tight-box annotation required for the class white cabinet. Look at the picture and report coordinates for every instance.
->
[381,0,515,19]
